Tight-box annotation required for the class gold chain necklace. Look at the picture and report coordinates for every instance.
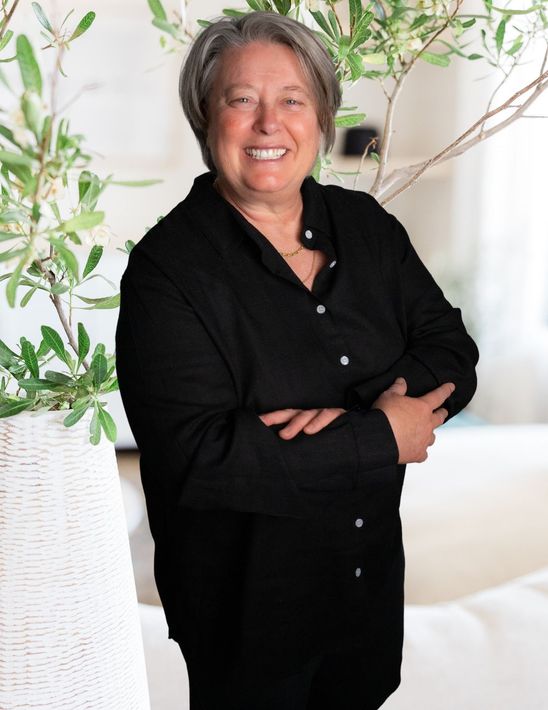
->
[213,177,315,282]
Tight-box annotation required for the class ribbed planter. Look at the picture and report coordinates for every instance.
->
[0,409,150,709]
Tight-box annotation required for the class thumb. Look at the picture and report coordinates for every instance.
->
[387,376,407,394]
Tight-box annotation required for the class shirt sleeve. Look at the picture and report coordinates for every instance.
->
[345,202,479,421]
[115,247,399,519]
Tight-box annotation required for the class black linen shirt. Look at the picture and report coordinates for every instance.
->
[115,171,479,703]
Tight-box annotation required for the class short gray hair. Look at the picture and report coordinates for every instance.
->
[178,11,342,172]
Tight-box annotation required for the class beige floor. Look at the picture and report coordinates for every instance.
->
[116,449,161,607]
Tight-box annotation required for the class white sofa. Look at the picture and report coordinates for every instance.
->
[136,422,548,709]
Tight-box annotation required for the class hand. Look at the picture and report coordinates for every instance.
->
[371,377,455,464]
[258,407,348,440]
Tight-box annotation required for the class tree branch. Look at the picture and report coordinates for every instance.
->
[376,67,548,205]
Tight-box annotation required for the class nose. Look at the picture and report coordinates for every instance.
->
[253,101,281,134]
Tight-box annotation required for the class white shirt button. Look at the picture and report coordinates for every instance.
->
[355,567,362,578]
[304,229,313,239]
[355,518,364,528]
[340,355,350,365]
[316,304,326,314]
[329,260,336,268]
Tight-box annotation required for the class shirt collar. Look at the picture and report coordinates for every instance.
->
[182,171,334,259]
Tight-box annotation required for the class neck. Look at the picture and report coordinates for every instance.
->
[213,176,304,233]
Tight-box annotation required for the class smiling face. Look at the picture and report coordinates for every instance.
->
[206,41,322,205]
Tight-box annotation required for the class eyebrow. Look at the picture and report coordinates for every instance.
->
[224,83,310,94]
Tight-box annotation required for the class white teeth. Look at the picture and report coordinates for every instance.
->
[245,148,287,160]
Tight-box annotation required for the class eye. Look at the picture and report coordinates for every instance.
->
[231,97,251,104]
[285,98,300,106]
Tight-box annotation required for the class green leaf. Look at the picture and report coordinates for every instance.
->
[328,10,340,39]
[409,13,430,31]
[335,112,366,127]
[50,282,70,295]
[0,149,34,167]
[20,284,39,307]
[82,245,103,278]
[310,11,336,39]
[151,17,179,38]
[495,18,506,53]
[346,51,364,81]
[35,339,50,358]
[338,35,351,61]
[106,178,162,187]
[0,339,19,368]
[63,405,89,427]
[16,35,42,97]
[0,30,14,52]
[147,0,167,21]
[21,340,39,377]
[272,0,291,14]
[91,352,108,387]
[68,11,96,42]
[311,155,321,181]
[56,210,104,233]
[125,239,135,253]
[6,252,28,308]
[78,170,102,210]
[196,19,212,28]
[97,404,117,442]
[103,377,119,394]
[222,8,248,16]
[40,325,69,365]
[89,404,101,444]
[49,238,79,281]
[0,399,34,417]
[351,9,373,48]
[506,33,524,56]
[349,0,363,26]
[419,51,451,67]
[74,293,120,309]
[77,322,90,367]
[0,247,26,262]
[44,370,74,384]
[17,377,63,391]
[21,90,44,139]
[31,2,54,33]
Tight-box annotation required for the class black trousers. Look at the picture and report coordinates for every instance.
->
[180,645,386,710]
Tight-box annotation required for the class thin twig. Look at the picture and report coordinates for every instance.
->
[0,0,20,40]
[377,67,548,204]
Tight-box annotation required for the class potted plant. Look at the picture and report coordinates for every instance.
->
[0,4,155,707]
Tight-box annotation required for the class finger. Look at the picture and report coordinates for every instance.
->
[420,382,455,410]
[302,408,341,434]
[259,408,303,426]
[279,410,321,439]
[386,376,407,393]
[432,407,448,428]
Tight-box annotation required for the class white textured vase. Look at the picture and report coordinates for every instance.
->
[0,409,150,709]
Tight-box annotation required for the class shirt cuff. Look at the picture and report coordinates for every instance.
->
[347,407,400,470]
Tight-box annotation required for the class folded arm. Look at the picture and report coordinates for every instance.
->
[345,206,479,420]
[115,247,400,519]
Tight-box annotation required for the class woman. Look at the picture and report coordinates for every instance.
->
[115,11,479,710]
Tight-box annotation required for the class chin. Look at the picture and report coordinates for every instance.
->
[244,174,296,194]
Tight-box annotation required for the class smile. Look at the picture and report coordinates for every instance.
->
[245,148,287,160]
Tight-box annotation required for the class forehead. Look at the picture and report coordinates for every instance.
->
[213,41,312,91]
